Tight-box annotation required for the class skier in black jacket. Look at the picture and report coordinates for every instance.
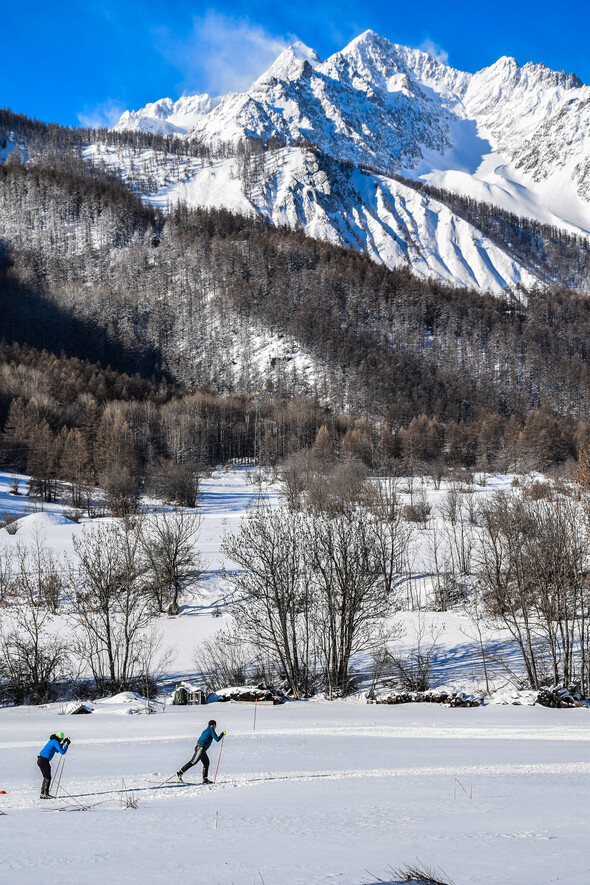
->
[176,720,225,784]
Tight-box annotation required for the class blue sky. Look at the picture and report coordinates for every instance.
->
[4,1,590,127]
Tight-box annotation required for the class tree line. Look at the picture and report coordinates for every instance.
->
[0,341,589,500]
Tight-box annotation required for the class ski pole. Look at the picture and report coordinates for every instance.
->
[54,754,66,799]
[52,756,63,797]
[213,736,225,784]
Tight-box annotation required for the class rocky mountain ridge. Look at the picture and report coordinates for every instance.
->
[108,30,590,292]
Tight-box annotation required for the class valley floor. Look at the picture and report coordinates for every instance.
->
[2,467,589,883]
[1,700,589,884]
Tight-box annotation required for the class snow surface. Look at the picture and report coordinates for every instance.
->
[1,701,589,884]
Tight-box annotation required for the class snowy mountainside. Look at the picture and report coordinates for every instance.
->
[86,142,539,292]
[112,30,590,290]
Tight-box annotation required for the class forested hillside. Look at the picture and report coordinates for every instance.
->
[4,109,590,292]
[1,109,590,484]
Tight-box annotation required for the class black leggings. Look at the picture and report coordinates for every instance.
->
[37,755,51,781]
[180,744,210,779]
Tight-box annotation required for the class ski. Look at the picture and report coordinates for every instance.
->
[153,777,213,789]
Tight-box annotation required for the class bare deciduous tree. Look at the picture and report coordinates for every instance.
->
[144,458,202,508]
[384,617,444,692]
[67,520,154,692]
[222,506,316,698]
[304,511,401,697]
[477,490,590,692]
[0,544,12,607]
[194,628,274,693]
[138,507,203,614]
[279,449,311,510]
[0,536,69,703]
[222,497,407,699]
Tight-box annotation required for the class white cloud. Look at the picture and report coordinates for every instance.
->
[77,99,126,129]
[418,39,449,65]
[154,11,294,96]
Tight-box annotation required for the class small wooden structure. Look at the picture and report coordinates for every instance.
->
[187,687,207,705]
[172,681,206,705]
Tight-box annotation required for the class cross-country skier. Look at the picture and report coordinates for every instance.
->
[176,719,225,784]
[37,732,70,798]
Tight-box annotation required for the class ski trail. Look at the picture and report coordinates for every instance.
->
[4,761,590,812]
[2,722,590,752]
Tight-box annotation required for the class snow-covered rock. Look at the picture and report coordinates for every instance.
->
[96,691,147,705]
[63,701,94,715]
[115,94,222,136]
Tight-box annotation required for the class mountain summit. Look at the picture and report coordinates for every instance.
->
[253,40,322,84]
[111,31,590,292]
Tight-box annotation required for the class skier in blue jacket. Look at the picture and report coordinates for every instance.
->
[37,732,70,798]
[176,720,225,784]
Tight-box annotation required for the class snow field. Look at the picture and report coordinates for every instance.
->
[1,702,589,884]
[0,467,547,682]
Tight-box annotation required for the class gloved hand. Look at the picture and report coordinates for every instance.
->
[64,737,71,745]
[222,730,227,736]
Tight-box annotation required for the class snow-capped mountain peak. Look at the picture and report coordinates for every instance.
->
[326,30,410,92]
[254,40,322,85]
[110,31,590,292]
[340,28,394,59]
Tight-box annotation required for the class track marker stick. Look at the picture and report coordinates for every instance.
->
[253,698,258,731]
[213,736,225,784]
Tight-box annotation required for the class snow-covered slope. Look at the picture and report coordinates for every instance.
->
[87,142,538,293]
[112,29,590,291]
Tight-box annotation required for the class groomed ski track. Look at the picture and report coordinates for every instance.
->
[3,720,590,752]
[3,703,590,884]
[3,760,590,812]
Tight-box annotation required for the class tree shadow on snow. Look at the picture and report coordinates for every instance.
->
[430,637,525,686]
